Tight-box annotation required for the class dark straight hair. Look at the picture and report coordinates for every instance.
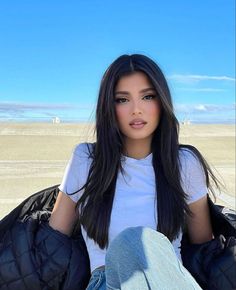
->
[75,54,219,249]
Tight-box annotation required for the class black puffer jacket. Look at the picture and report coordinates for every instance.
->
[0,185,235,290]
[0,185,90,290]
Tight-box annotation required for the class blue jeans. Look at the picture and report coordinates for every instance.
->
[86,227,202,290]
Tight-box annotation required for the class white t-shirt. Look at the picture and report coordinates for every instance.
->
[59,143,207,272]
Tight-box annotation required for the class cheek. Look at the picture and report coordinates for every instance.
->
[149,102,161,119]
[115,107,127,124]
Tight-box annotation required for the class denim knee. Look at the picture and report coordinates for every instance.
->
[105,227,141,264]
[109,226,168,246]
[107,227,143,253]
[106,226,169,262]
[105,228,202,290]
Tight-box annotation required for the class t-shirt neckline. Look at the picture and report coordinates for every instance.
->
[121,152,153,165]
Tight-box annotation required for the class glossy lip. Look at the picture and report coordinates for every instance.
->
[129,118,147,125]
[130,123,146,129]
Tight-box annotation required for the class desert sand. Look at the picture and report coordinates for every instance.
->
[0,122,235,219]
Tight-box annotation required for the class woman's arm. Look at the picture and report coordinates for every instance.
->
[186,195,213,244]
[49,191,79,236]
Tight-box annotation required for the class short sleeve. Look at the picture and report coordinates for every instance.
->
[179,149,208,204]
[58,143,92,203]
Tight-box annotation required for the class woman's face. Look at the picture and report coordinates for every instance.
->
[114,71,161,145]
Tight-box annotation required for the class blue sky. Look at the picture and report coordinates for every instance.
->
[0,0,235,123]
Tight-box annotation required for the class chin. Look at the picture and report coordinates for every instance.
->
[125,133,154,141]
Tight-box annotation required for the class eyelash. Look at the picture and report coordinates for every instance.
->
[115,95,156,104]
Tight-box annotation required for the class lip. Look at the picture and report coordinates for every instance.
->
[129,118,147,129]
[129,118,147,125]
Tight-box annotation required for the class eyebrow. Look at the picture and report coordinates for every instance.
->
[114,87,156,96]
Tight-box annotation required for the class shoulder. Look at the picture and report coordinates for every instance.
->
[66,142,94,170]
[179,146,198,160]
[58,143,95,199]
[178,146,206,178]
[179,146,203,171]
[178,146,208,203]
[73,142,94,159]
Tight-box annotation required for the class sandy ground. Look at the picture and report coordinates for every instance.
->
[0,122,235,219]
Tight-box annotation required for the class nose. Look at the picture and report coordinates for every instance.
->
[131,100,142,115]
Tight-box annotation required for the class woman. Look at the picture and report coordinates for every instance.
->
[49,54,219,289]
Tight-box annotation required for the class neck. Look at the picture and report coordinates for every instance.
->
[123,138,152,159]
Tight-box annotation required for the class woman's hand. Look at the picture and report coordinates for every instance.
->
[186,195,213,244]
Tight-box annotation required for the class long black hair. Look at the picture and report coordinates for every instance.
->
[74,54,219,249]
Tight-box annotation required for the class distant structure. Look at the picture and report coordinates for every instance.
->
[181,118,191,125]
[52,117,60,124]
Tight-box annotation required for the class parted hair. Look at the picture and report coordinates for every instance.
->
[70,54,219,249]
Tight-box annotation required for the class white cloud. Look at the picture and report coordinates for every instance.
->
[177,88,225,92]
[0,102,95,112]
[0,101,95,121]
[175,103,235,123]
[168,74,235,83]
[195,104,207,111]
[175,103,234,113]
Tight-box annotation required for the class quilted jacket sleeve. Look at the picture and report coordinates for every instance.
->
[0,217,90,290]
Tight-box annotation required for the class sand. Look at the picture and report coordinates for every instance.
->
[0,122,235,219]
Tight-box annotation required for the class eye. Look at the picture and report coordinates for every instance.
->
[143,94,156,100]
[115,97,128,104]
